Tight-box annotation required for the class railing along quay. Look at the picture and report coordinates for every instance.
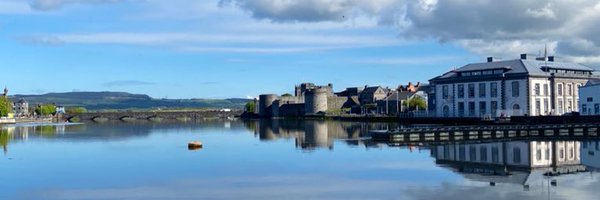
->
[371,123,600,144]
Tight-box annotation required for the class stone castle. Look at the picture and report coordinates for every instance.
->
[256,82,428,118]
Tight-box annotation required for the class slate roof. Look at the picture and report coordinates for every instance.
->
[433,59,596,80]
[383,91,414,101]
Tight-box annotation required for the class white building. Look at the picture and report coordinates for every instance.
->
[13,99,29,117]
[429,55,599,117]
[579,80,600,115]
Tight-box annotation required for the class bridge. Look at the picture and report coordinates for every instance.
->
[371,123,600,146]
[66,110,242,122]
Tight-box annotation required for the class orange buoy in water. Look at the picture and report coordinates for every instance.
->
[188,141,203,150]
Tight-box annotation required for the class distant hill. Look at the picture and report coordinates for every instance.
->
[10,91,250,111]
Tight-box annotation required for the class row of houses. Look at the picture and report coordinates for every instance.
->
[428,54,600,117]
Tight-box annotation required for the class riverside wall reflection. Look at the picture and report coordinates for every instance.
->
[244,119,396,150]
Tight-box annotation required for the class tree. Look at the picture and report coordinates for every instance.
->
[0,97,12,117]
[403,96,427,111]
[281,93,293,97]
[245,101,256,113]
[35,104,57,116]
[66,107,87,114]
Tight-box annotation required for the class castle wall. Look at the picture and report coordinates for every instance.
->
[327,96,347,112]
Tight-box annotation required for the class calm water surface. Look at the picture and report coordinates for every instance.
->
[1,120,599,200]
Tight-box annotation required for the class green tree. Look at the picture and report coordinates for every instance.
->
[35,104,57,116]
[281,93,293,97]
[0,97,12,117]
[245,101,256,113]
[66,107,87,114]
[402,96,427,111]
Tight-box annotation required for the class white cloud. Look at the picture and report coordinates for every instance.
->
[0,1,33,14]
[218,0,600,65]
[21,32,403,53]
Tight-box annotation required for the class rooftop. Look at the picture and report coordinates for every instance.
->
[432,55,598,81]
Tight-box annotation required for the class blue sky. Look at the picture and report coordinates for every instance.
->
[1,0,599,98]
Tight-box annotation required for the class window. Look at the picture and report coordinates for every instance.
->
[569,147,574,159]
[443,146,450,158]
[480,146,488,162]
[512,81,520,97]
[479,83,486,98]
[558,99,564,114]
[443,106,449,117]
[492,146,499,163]
[544,99,549,115]
[458,102,465,117]
[568,100,573,112]
[468,84,475,98]
[595,104,599,114]
[490,82,498,98]
[468,102,475,116]
[442,85,449,99]
[534,83,540,96]
[457,84,464,98]
[513,104,521,116]
[557,84,563,96]
[588,97,594,102]
[567,84,573,96]
[537,149,542,161]
[491,101,498,117]
[470,146,477,161]
[582,104,588,114]
[543,84,548,96]
[535,99,541,116]
[480,101,486,116]
[513,148,521,163]
[459,146,466,161]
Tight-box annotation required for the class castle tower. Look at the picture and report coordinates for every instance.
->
[3,87,7,96]
[304,88,328,115]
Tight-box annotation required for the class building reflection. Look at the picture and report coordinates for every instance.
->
[581,141,600,169]
[247,119,392,150]
[0,124,74,155]
[431,140,586,186]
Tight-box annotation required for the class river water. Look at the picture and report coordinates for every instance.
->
[1,120,599,200]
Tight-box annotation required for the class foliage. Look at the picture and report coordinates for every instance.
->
[35,104,57,116]
[66,107,87,114]
[0,97,12,117]
[402,96,427,111]
[281,93,293,97]
[245,101,256,113]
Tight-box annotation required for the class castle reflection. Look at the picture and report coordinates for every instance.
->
[430,140,596,187]
[246,119,395,150]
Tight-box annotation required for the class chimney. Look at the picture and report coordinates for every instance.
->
[520,54,527,60]
[487,57,494,62]
[548,56,554,62]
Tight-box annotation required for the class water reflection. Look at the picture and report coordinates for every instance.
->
[0,124,83,155]
[4,121,600,200]
[246,119,392,150]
